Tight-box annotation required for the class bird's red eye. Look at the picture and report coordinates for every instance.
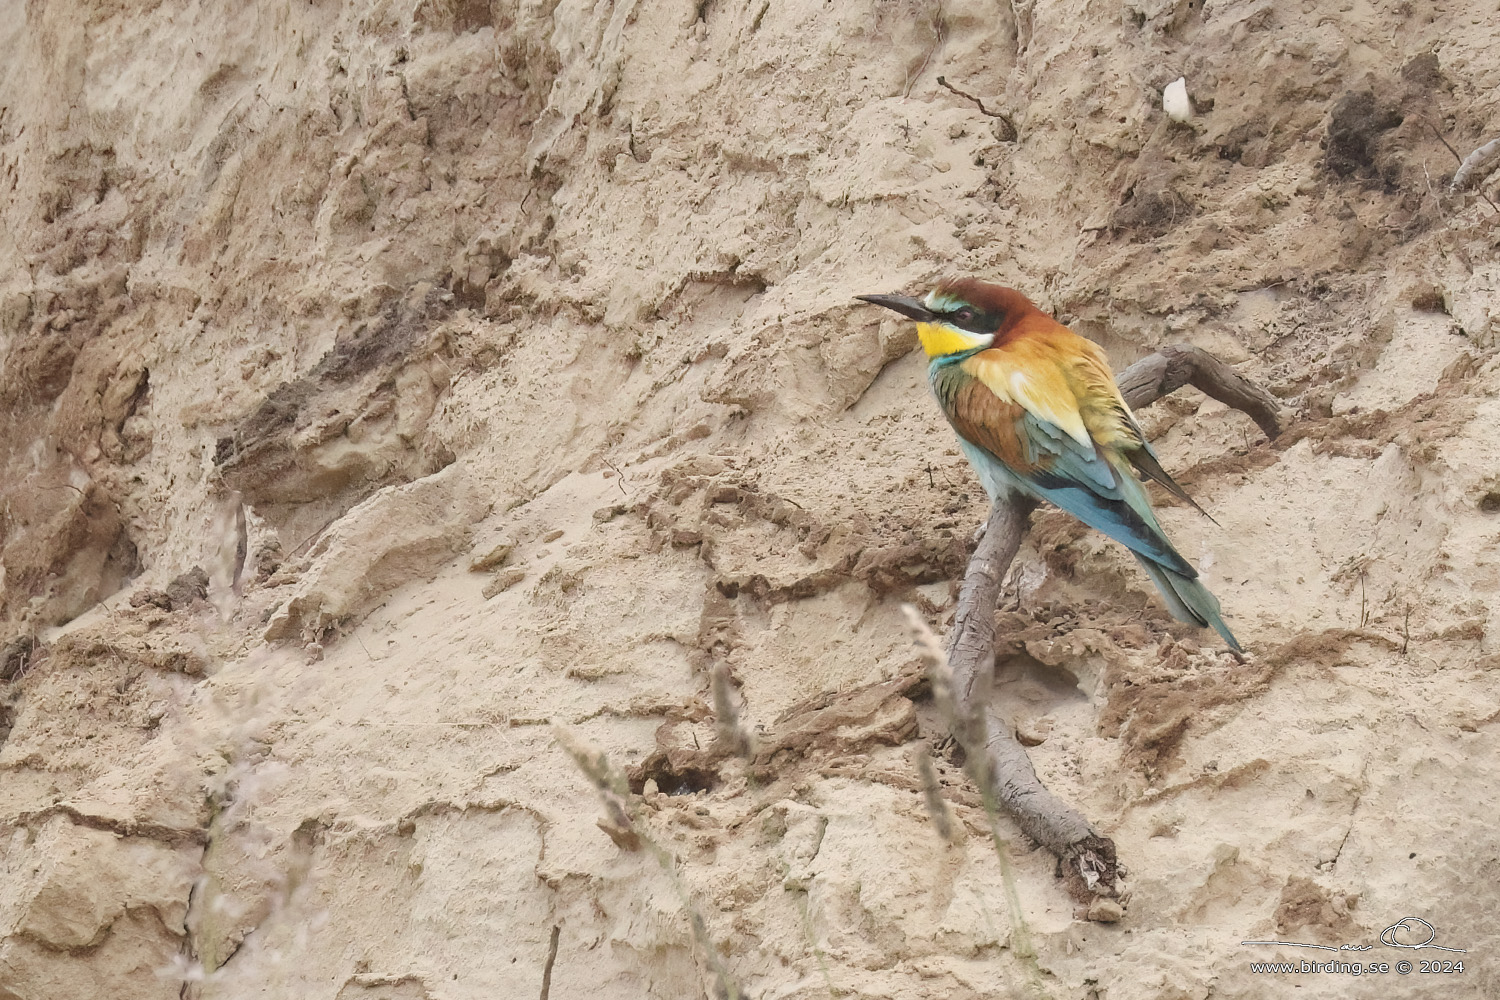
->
[953,308,975,324]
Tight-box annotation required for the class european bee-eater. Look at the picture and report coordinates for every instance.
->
[858,277,1242,653]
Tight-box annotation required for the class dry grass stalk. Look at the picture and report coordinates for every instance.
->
[554,726,743,998]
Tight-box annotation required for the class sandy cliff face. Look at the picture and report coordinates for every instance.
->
[1,0,1498,997]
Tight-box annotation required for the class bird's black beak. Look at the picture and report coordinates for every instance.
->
[856,293,935,323]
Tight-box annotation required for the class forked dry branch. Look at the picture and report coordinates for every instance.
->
[937,343,1287,907]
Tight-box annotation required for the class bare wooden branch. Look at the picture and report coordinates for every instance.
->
[1451,134,1500,193]
[940,346,1283,910]
[1115,344,1286,440]
[1428,121,1499,216]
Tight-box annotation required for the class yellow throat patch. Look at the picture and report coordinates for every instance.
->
[916,322,990,358]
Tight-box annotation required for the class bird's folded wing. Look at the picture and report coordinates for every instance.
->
[948,362,1196,577]
[964,348,1093,446]
[1068,351,1220,523]
[956,352,1119,494]
[1019,411,1120,497]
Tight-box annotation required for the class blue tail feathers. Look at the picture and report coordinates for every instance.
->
[956,437,1244,653]
[1134,555,1242,654]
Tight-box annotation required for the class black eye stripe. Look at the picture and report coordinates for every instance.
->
[945,306,986,331]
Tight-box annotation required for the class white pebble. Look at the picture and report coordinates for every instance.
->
[1163,77,1192,122]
